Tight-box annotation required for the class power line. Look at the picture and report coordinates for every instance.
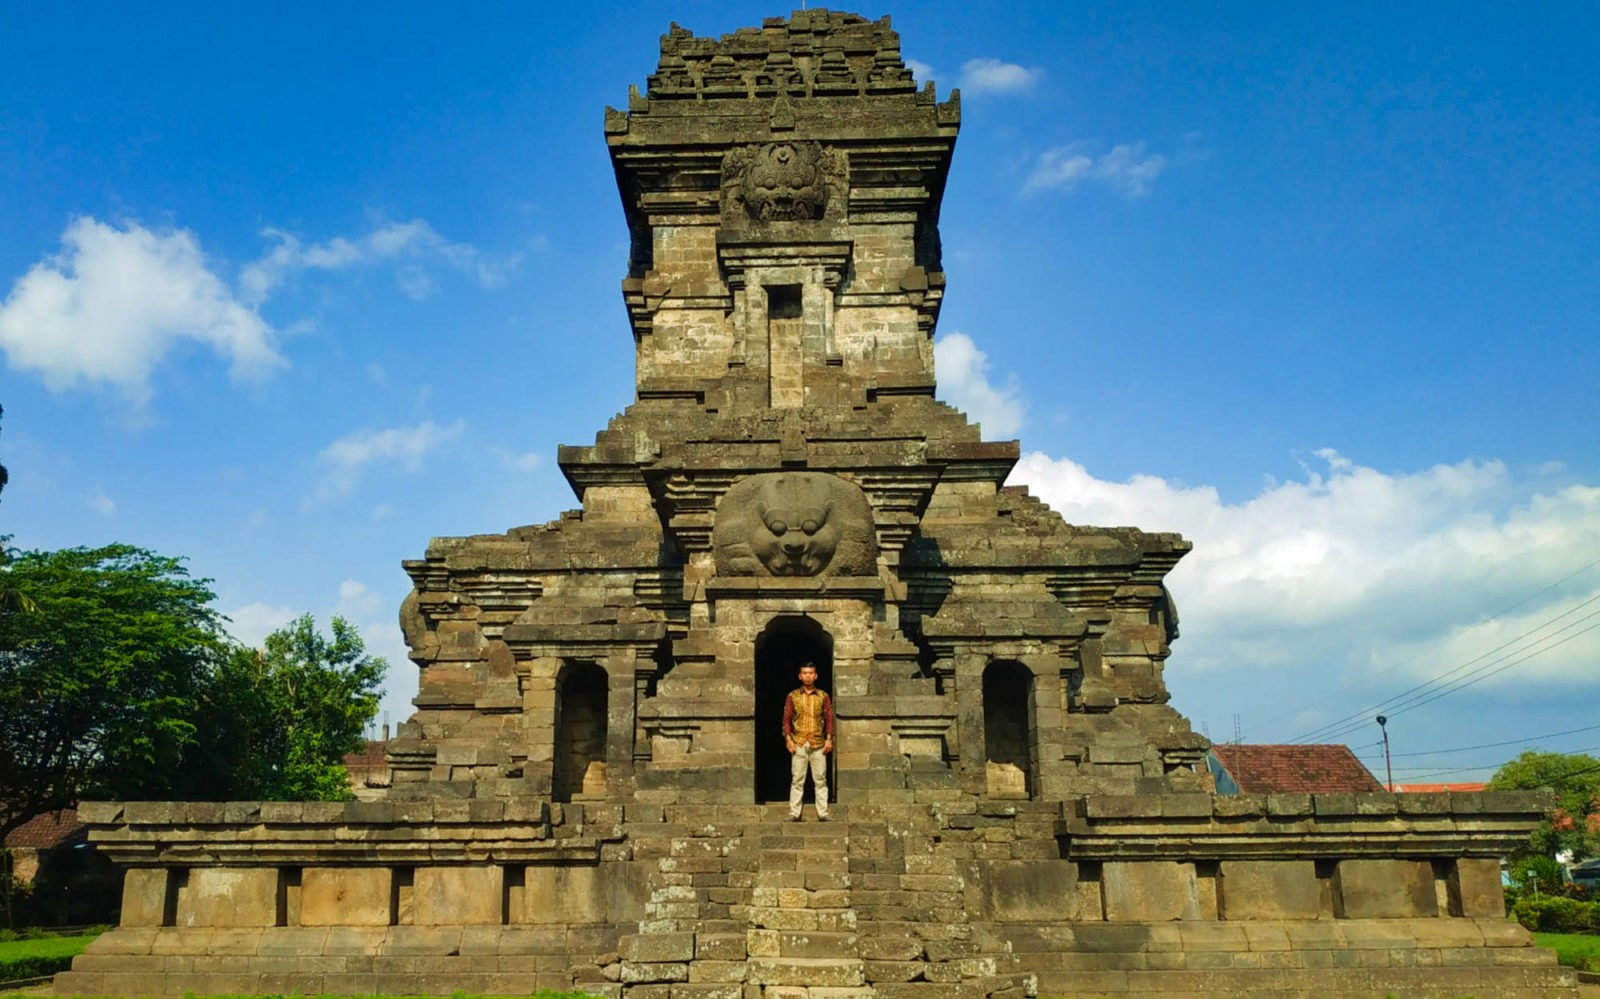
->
[1383,618,1599,714]
[1290,594,1600,742]
[1263,558,1600,736]
[1358,744,1600,779]
[1287,594,1600,743]
[1304,615,1600,744]
[1387,722,1600,758]
[1396,754,1600,784]
[1312,608,1600,742]
[1387,763,1506,780]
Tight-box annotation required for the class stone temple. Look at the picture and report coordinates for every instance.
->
[62,11,1575,999]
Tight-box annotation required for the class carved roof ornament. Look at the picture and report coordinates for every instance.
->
[644,11,920,101]
[722,141,845,223]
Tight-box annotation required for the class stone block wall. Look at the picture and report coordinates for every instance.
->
[62,794,1575,998]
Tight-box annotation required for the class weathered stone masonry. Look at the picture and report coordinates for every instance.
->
[65,793,1565,998]
[62,10,1574,998]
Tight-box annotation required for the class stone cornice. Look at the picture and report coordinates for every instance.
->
[1064,790,1553,860]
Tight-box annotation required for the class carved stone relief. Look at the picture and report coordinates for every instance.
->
[712,471,876,576]
[722,142,845,223]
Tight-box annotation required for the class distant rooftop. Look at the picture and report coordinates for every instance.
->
[4,808,85,850]
[1209,744,1384,794]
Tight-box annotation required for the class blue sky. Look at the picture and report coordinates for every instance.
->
[3,3,1596,785]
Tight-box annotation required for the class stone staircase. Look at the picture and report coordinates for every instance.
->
[610,803,1034,999]
[843,808,1033,999]
[745,812,865,994]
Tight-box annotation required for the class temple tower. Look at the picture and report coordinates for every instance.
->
[59,13,1574,998]
[392,9,1208,809]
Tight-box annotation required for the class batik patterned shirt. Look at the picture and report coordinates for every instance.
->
[782,687,834,749]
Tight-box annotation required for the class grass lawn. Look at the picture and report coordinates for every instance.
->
[1533,930,1600,971]
[0,931,99,983]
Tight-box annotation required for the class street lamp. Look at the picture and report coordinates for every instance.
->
[1376,715,1393,792]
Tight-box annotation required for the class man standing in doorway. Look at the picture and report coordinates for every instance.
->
[782,662,834,821]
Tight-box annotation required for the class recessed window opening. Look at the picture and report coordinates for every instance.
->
[554,663,609,802]
[984,660,1034,799]
[767,284,803,319]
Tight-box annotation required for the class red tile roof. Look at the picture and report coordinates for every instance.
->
[4,809,86,850]
[343,739,390,790]
[1211,744,1383,793]
[1394,782,1487,793]
[342,739,388,771]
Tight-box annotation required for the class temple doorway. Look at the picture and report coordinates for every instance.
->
[754,616,834,803]
[553,663,608,802]
[983,660,1033,799]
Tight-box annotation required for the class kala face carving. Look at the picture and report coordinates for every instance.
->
[713,471,876,577]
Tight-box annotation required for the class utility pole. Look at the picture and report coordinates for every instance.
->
[1376,715,1393,791]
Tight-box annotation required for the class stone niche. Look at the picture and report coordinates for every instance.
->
[61,9,1574,999]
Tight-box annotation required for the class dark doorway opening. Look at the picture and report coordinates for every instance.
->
[754,616,834,803]
[553,663,608,802]
[983,660,1034,799]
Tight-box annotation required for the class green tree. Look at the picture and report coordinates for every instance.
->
[1506,854,1567,896]
[0,544,229,841]
[1,542,389,835]
[189,615,385,801]
[1489,750,1600,861]
[0,411,42,613]
[0,541,41,614]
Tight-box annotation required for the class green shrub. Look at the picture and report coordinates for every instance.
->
[1511,893,1600,933]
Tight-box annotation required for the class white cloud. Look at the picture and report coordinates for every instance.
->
[87,488,116,516]
[223,601,299,648]
[1024,141,1167,197]
[934,332,1025,438]
[934,329,1595,758]
[398,268,432,299]
[904,58,935,83]
[958,58,1044,96]
[336,579,384,620]
[497,448,542,472]
[1011,450,1600,714]
[309,418,464,504]
[0,217,283,403]
[240,219,519,305]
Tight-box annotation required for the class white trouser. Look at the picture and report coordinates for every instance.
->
[789,744,829,818]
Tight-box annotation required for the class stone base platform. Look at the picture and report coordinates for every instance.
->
[57,919,1575,999]
[1013,918,1573,998]
[58,794,1576,998]
[58,926,607,999]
